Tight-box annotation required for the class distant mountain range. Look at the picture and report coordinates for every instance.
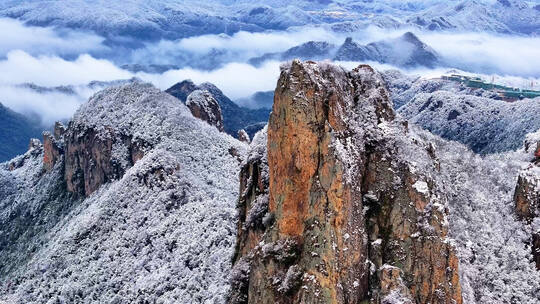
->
[250,32,440,69]
[0,0,537,45]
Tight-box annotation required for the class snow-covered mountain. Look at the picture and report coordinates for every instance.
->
[0,0,325,44]
[1,60,539,304]
[400,90,540,154]
[382,70,540,154]
[330,0,540,35]
[0,82,247,303]
[406,0,540,35]
[0,0,539,299]
[249,32,440,69]
[0,0,538,47]
[335,32,440,68]
[166,80,270,138]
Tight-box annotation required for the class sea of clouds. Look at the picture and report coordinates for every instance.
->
[1,17,539,126]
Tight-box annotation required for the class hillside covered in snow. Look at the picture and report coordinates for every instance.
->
[0,82,247,303]
[380,70,540,154]
[0,60,538,303]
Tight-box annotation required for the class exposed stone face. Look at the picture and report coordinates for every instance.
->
[64,125,147,196]
[514,174,540,222]
[42,121,66,172]
[42,132,62,172]
[186,90,225,132]
[53,122,66,140]
[379,265,414,304]
[231,61,462,304]
[514,163,540,270]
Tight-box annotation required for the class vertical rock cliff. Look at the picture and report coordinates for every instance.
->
[514,132,540,270]
[231,61,462,304]
[42,122,65,172]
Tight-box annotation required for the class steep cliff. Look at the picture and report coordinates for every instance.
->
[231,60,462,304]
[513,131,540,270]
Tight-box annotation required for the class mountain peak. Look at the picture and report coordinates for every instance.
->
[232,61,461,303]
[0,81,248,302]
[401,31,421,44]
[165,79,198,102]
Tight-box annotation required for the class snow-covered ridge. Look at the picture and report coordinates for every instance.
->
[0,81,248,303]
[399,90,540,154]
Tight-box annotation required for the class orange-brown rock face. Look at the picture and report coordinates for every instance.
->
[43,132,61,172]
[231,61,462,304]
[43,122,66,172]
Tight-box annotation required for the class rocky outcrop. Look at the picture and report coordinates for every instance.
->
[514,134,540,269]
[42,133,61,172]
[231,61,462,304]
[166,81,270,138]
[43,122,66,172]
[186,90,225,132]
[64,126,147,196]
[238,130,250,143]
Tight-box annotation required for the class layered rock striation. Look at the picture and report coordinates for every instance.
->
[231,60,462,304]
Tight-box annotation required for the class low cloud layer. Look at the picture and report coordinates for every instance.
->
[0,51,284,125]
[137,61,282,100]
[128,27,343,69]
[422,32,540,78]
[129,25,540,79]
[0,85,89,125]
[0,18,107,57]
[0,51,131,86]
[1,17,540,127]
